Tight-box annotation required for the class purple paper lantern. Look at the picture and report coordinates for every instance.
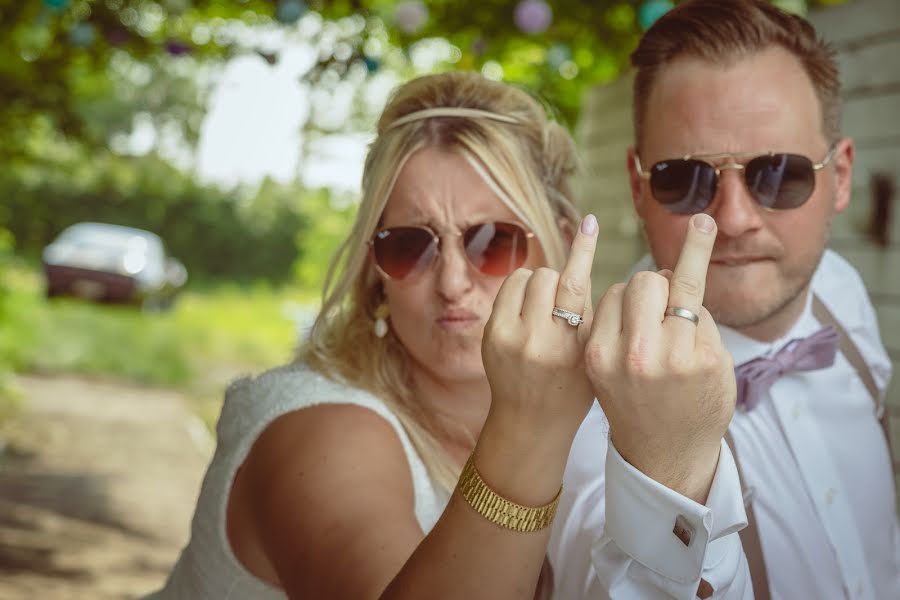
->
[514,0,552,35]
[395,1,428,35]
[105,27,130,47]
[472,37,487,56]
[165,40,192,56]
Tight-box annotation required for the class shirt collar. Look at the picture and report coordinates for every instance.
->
[631,254,830,365]
[718,290,823,365]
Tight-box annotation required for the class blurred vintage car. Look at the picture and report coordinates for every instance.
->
[42,222,188,310]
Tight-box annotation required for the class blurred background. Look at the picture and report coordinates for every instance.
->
[0,0,895,598]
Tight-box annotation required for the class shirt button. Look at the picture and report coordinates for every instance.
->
[792,403,802,419]
[824,488,836,506]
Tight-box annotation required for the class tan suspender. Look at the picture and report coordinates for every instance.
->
[718,295,890,600]
[812,296,892,452]
[724,431,771,600]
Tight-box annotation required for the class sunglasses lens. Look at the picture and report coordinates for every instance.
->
[372,227,437,279]
[745,153,816,209]
[650,159,718,214]
[463,222,529,276]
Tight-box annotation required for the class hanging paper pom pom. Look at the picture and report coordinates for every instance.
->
[276,0,307,25]
[546,44,571,69]
[43,0,69,11]
[514,0,552,35]
[471,37,487,57]
[105,27,129,47]
[395,1,428,35]
[69,22,96,47]
[638,0,674,31]
[364,56,380,73]
[165,40,192,56]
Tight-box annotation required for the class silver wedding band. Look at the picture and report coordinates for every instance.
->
[666,306,700,325]
[552,306,585,327]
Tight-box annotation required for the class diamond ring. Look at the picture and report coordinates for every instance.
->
[552,307,585,327]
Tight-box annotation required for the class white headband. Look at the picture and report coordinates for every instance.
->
[385,107,520,131]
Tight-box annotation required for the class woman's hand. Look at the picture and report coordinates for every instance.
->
[477,214,599,484]
[584,213,735,503]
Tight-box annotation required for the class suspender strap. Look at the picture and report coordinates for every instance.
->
[811,295,892,456]
[722,294,892,599]
[724,431,771,600]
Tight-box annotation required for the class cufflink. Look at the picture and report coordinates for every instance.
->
[673,514,695,547]
[696,578,714,599]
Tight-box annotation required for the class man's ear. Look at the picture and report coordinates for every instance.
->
[627,147,649,219]
[832,137,854,214]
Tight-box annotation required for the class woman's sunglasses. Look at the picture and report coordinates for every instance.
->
[369,221,533,281]
[634,146,837,215]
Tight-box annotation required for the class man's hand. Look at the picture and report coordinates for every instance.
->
[585,213,736,503]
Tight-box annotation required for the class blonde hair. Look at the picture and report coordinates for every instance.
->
[300,71,580,493]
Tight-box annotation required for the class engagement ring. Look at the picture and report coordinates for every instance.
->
[552,307,585,327]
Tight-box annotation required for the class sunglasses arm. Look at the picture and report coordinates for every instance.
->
[633,155,651,179]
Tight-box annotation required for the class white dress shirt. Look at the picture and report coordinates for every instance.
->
[548,250,899,599]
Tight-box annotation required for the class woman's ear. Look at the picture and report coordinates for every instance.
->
[557,217,575,245]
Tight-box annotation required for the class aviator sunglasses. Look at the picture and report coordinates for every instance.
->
[634,146,837,215]
[369,221,534,280]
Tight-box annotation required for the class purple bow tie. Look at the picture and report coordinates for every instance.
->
[735,326,840,412]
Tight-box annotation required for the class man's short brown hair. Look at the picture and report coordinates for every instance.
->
[630,0,840,151]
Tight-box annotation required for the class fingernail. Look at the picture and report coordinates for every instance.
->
[692,213,715,233]
[581,214,598,236]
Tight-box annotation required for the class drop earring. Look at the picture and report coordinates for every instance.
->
[374,303,390,338]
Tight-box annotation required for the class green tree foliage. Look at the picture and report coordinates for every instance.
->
[0,226,20,406]
[292,188,358,292]
[1,0,848,288]
[2,140,309,283]
[0,0,844,158]
[2,0,844,153]
[1,0,272,159]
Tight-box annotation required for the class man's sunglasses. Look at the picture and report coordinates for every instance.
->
[634,147,837,214]
[369,221,533,281]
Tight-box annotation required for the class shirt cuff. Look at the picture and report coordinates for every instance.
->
[600,438,747,584]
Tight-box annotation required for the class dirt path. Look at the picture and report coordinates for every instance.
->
[0,374,215,600]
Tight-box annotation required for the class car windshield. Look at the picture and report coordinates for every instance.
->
[58,225,160,255]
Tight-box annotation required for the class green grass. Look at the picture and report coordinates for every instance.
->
[0,267,317,391]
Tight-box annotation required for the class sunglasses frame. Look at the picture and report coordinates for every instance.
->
[368,221,535,281]
[634,145,838,213]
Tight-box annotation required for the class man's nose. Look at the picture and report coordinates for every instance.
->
[710,168,765,238]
